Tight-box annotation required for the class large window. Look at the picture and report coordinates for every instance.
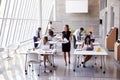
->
[0,0,40,47]
[0,0,54,47]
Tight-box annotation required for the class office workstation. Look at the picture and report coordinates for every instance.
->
[0,0,120,80]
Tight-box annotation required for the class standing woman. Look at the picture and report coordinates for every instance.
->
[62,25,72,66]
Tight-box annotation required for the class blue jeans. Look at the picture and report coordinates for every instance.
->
[73,35,77,49]
[33,36,38,48]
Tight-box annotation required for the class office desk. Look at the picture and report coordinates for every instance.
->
[54,35,62,40]
[35,40,69,49]
[25,49,56,74]
[73,46,108,74]
[76,41,100,48]
[35,41,57,49]
[76,41,100,46]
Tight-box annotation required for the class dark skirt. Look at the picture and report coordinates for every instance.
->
[62,42,71,52]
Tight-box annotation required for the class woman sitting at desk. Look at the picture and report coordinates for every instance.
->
[34,36,52,67]
[47,30,55,49]
[81,35,94,67]
[48,30,54,41]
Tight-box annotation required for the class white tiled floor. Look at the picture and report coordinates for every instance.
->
[0,41,120,80]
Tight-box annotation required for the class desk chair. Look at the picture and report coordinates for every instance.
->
[25,52,42,76]
[0,48,5,59]
[25,50,54,75]
[5,43,20,60]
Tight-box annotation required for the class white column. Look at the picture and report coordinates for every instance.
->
[53,0,56,21]
[39,0,42,27]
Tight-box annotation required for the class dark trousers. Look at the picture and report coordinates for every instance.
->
[73,35,77,49]
[33,36,38,48]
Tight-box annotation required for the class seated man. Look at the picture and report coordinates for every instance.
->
[81,36,94,67]
[88,31,95,43]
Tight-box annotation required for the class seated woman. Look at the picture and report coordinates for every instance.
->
[48,30,55,49]
[48,30,54,41]
[81,35,94,67]
[34,36,52,67]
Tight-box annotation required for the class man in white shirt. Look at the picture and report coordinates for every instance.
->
[48,21,54,31]
[73,27,84,49]
[33,27,42,48]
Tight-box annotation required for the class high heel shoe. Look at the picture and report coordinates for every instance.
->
[68,61,71,64]
[83,64,86,68]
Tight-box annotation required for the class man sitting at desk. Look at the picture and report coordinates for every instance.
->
[34,36,52,67]
[81,36,94,67]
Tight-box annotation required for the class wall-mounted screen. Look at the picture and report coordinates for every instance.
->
[66,0,88,13]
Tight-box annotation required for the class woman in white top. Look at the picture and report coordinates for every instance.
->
[34,36,52,67]
[47,30,54,41]
[81,35,94,67]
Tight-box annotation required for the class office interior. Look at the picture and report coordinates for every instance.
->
[0,0,120,80]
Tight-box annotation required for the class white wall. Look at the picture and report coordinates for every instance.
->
[52,0,99,35]
[99,0,120,40]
